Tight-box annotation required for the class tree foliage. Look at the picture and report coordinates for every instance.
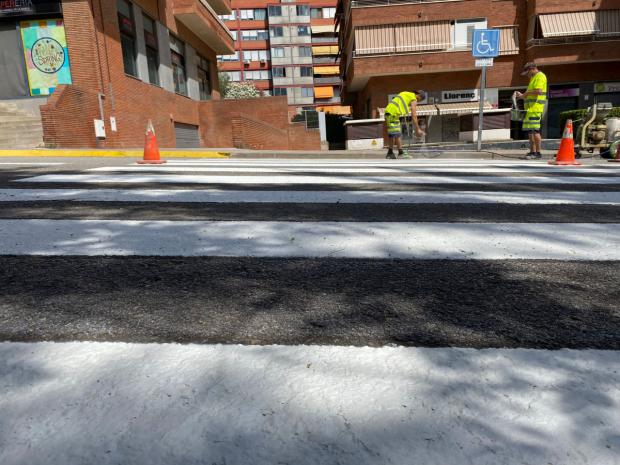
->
[224,81,261,100]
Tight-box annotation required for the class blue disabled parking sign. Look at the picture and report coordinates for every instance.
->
[472,29,500,58]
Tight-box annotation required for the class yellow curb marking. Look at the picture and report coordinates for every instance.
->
[0,150,230,158]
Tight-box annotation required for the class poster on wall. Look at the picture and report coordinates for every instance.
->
[20,19,72,96]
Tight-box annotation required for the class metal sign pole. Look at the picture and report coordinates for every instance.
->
[477,65,487,152]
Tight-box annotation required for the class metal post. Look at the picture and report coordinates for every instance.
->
[477,65,486,152]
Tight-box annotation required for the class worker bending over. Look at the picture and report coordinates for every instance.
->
[384,90,426,159]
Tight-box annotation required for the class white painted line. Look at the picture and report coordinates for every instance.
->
[15,174,620,185]
[88,165,620,174]
[1,219,618,259]
[2,188,620,205]
[1,342,618,465]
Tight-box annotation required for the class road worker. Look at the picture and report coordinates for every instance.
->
[384,90,426,159]
[515,62,548,160]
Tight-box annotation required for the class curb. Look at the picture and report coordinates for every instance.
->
[0,150,230,158]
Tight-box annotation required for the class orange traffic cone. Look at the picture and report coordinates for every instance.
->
[137,120,166,165]
[549,119,580,166]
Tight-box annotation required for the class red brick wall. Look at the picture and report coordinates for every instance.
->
[231,115,290,149]
[288,123,321,150]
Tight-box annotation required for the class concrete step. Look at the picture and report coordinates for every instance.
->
[0,121,44,131]
[0,116,42,124]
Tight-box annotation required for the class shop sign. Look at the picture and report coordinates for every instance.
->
[549,88,580,98]
[442,89,479,103]
[0,0,61,17]
[594,82,620,93]
[20,19,72,96]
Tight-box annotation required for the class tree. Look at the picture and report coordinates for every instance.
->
[224,81,261,99]
[218,72,230,98]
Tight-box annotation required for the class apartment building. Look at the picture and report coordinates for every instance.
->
[218,0,347,114]
[0,0,234,147]
[337,0,620,141]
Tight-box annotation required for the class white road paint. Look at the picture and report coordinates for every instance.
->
[1,342,619,465]
[16,174,620,185]
[87,165,620,174]
[2,188,620,205]
[1,219,618,259]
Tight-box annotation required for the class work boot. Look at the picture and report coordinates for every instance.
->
[386,149,396,159]
[397,150,411,159]
[522,152,541,160]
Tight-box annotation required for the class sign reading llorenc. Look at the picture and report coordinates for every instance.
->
[441,89,479,103]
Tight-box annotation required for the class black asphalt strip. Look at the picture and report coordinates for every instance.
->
[0,202,619,222]
[1,257,618,349]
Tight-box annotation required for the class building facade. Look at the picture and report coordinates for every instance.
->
[218,0,347,115]
[337,0,620,141]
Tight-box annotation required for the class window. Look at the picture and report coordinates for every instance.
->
[229,30,237,40]
[453,19,487,49]
[219,11,236,21]
[272,47,285,58]
[298,46,312,57]
[218,52,240,62]
[223,71,241,82]
[142,15,159,85]
[254,8,267,20]
[300,66,312,77]
[197,55,212,100]
[296,5,309,16]
[241,29,268,41]
[117,0,138,77]
[273,87,287,96]
[257,30,269,40]
[324,8,336,18]
[273,67,286,77]
[297,26,310,36]
[170,35,187,95]
[301,87,313,97]
[240,9,254,20]
[245,70,271,80]
[268,5,282,16]
[270,26,284,38]
[311,8,321,19]
[244,50,270,61]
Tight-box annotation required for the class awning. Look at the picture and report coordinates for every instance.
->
[436,102,493,115]
[378,104,437,117]
[314,65,340,75]
[539,11,598,37]
[312,25,337,34]
[316,105,351,115]
[355,25,394,55]
[314,86,335,98]
[498,26,519,55]
[394,21,451,53]
[596,9,620,35]
[313,45,339,55]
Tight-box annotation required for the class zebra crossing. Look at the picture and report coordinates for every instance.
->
[1,157,620,465]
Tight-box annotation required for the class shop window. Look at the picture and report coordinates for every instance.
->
[268,6,282,16]
[273,88,287,96]
[117,0,138,77]
[300,66,312,77]
[143,15,159,86]
[170,35,187,95]
[296,5,309,16]
[197,55,211,100]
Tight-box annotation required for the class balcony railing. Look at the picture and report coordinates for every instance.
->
[351,0,460,7]
[313,56,338,64]
[314,76,341,84]
[311,36,338,43]
[527,33,620,47]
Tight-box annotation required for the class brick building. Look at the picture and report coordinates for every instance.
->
[0,0,320,149]
[217,0,349,115]
[337,0,620,141]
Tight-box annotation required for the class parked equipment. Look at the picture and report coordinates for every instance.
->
[575,102,620,158]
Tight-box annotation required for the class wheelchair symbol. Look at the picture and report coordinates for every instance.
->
[475,32,495,55]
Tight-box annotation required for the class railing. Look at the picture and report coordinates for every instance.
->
[351,0,461,7]
[313,56,338,64]
[527,33,620,46]
[313,97,341,104]
[314,76,341,84]
[312,36,338,43]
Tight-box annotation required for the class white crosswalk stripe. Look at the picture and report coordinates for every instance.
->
[2,157,619,465]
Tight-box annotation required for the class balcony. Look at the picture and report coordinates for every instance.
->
[204,0,231,15]
[314,76,341,85]
[173,0,235,53]
[313,56,339,64]
[351,0,464,7]
[311,36,338,44]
